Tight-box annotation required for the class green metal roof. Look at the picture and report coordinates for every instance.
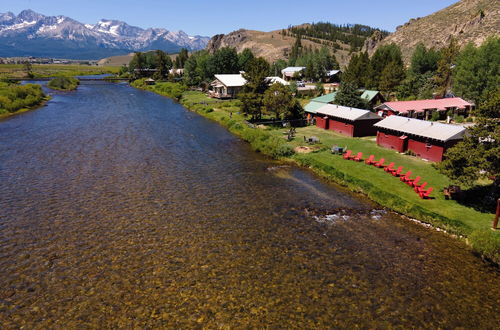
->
[310,92,337,104]
[360,90,380,102]
[304,101,327,114]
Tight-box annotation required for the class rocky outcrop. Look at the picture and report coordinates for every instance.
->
[367,0,499,62]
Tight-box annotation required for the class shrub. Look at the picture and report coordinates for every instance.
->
[48,77,79,91]
[430,111,440,121]
[0,83,45,113]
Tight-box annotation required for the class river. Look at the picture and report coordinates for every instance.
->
[0,81,498,328]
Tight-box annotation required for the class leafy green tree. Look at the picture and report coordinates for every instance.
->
[242,57,270,94]
[129,52,145,78]
[154,50,173,80]
[23,61,34,78]
[335,82,368,109]
[183,50,212,86]
[263,83,303,120]
[239,92,263,120]
[208,47,239,74]
[379,60,406,94]
[410,43,440,75]
[174,48,189,69]
[270,59,287,76]
[453,37,499,105]
[434,37,460,97]
[438,118,499,187]
[238,48,255,71]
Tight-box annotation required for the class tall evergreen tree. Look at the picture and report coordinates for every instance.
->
[367,44,404,90]
[379,61,406,94]
[334,82,368,109]
[453,37,499,105]
[434,38,460,97]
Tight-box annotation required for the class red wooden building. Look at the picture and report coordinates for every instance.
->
[374,116,466,162]
[374,97,474,119]
[315,104,381,137]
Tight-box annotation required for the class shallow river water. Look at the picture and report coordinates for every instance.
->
[0,81,498,328]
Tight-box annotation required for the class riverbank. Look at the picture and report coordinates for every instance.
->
[0,82,50,119]
[134,82,499,263]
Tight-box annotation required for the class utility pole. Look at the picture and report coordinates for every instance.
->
[493,198,500,230]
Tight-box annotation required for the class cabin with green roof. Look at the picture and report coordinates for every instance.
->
[304,90,384,114]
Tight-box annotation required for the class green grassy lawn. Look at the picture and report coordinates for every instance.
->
[281,126,493,232]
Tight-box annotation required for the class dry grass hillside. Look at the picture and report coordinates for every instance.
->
[206,29,353,67]
[366,0,499,61]
[98,52,179,67]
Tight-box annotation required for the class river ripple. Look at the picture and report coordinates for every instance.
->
[0,82,498,328]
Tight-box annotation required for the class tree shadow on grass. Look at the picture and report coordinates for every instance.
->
[456,184,499,214]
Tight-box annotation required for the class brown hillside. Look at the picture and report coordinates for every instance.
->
[366,0,500,61]
[206,29,353,67]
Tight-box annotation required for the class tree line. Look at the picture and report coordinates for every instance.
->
[285,22,389,52]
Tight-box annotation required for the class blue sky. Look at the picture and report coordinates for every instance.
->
[2,0,458,36]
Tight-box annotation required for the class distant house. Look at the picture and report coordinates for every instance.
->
[374,97,474,119]
[281,67,305,81]
[209,74,289,99]
[374,116,466,162]
[209,74,247,99]
[304,92,337,114]
[169,68,184,76]
[315,104,382,137]
[325,70,341,82]
[360,90,385,108]
[265,76,290,86]
[144,78,155,85]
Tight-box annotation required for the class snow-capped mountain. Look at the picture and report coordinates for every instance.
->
[0,9,210,59]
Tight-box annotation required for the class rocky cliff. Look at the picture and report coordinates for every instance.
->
[365,0,499,61]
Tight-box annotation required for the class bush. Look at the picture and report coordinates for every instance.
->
[430,111,440,121]
[453,115,465,123]
[0,83,45,113]
[48,77,79,91]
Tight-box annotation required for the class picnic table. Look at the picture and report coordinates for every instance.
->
[303,136,320,144]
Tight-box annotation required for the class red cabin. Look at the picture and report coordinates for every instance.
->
[315,104,381,137]
[374,116,466,162]
[373,97,474,119]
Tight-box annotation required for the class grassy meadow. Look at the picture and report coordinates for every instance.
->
[0,64,120,79]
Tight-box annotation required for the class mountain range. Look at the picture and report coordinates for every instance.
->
[0,10,210,59]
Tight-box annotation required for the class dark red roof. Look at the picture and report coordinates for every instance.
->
[376,98,473,115]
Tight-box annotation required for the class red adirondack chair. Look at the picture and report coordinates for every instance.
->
[419,187,433,199]
[414,181,428,193]
[407,176,421,187]
[384,162,395,172]
[374,158,385,168]
[343,150,353,160]
[354,152,363,162]
[390,166,404,177]
[365,155,375,165]
[400,171,412,182]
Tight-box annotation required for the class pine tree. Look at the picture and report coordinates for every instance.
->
[334,82,368,109]
[379,61,406,93]
[434,38,459,98]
